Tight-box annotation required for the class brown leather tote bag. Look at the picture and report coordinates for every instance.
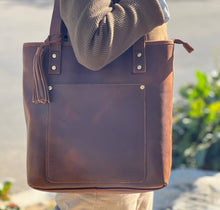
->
[23,0,193,193]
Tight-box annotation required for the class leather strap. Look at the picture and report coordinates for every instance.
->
[49,0,146,74]
[50,0,62,36]
[132,36,147,74]
[48,0,62,75]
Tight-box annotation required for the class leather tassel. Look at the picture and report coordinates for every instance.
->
[32,45,50,104]
[32,35,62,104]
[174,39,194,53]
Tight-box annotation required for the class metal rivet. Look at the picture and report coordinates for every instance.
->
[52,53,57,58]
[48,86,53,91]
[137,65,142,70]
[140,85,145,90]
[52,65,57,70]
[137,52,142,58]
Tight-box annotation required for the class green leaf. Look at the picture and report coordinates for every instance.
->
[205,113,217,123]
[1,182,12,196]
[188,70,211,100]
[196,70,208,90]
[189,98,206,117]
[3,182,12,192]
[208,101,220,113]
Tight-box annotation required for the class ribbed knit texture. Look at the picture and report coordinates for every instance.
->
[60,0,165,71]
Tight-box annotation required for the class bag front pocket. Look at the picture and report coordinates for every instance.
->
[46,84,146,184]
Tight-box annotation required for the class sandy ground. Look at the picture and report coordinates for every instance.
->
[0,0,220,193]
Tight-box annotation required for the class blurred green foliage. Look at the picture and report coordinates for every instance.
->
[0,181,19,210]
[172,70,220,171]
[0,182,12,202]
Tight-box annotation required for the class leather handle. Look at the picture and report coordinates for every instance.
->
[47,0,62,75]
[49,0,146,74]
[49,0,62,37]
[49,0,71,41]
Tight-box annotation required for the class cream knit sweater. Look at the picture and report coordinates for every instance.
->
[60,0,166,71]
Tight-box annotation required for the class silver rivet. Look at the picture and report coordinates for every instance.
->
[137,65,142,70]
[137,53,142,58]
[48,86,53,91]
[140,85,145,90]
[52,53,57,58]
[52,65,57,70]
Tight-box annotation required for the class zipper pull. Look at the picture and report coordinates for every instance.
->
[174,39,194,53]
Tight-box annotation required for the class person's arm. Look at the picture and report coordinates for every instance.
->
[60,0,166,71]
[158,0,170,23]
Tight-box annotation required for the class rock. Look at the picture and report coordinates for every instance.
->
[154,169,220,210]
[172,173,220,210]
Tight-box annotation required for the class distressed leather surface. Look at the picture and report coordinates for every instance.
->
[22,0,174,193]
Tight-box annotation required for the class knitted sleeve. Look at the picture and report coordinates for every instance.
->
[60,0,165,71]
